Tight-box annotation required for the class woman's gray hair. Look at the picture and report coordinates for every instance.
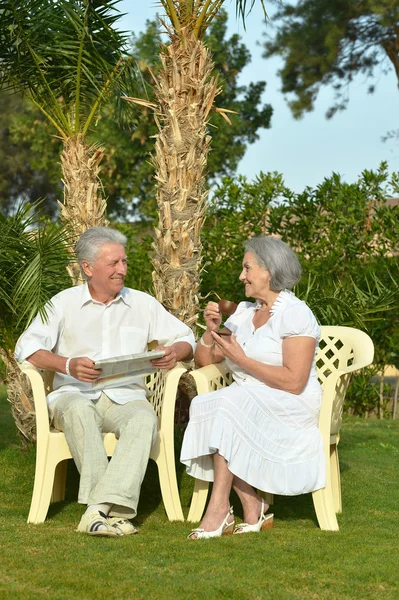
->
[75,227,127,280]
[244,236,302,291]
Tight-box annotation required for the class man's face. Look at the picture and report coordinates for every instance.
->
[82,243,127,301]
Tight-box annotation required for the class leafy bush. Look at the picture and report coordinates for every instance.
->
[116,166,398,416]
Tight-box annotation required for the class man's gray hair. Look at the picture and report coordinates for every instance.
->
[75,227,127,280]
[245,236,302,291]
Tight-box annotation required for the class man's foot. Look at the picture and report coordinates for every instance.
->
[108,516,138,536]
[76,510,118,537]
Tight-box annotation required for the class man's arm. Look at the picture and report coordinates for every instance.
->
[151,341,193,370]
[26,350,101,383]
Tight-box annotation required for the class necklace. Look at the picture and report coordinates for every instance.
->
[255,295,279,315]
[256,304,270,313]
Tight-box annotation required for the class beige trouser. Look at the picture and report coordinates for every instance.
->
[52,392,158,518]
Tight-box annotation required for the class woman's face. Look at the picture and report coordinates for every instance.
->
[239,251,271,299]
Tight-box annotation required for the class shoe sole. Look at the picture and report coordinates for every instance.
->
[76,528,119,537]
[233,514,274,534]
[113,527,138,536]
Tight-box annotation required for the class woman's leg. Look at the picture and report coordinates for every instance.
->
[232,476,269,524]
[198,452,234,531]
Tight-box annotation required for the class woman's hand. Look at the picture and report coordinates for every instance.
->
[204,301,222,332]
[211,332,246,366]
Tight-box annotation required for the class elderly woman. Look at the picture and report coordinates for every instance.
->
[181,236,325,539]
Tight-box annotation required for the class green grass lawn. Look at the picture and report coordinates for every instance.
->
[0,384,398,600]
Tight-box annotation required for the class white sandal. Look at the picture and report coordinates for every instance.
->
[187,506,235,540]
[233,499,274,534]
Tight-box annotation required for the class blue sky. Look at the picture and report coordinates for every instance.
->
[118,1,398,193]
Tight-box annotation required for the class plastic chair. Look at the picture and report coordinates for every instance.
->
[186,326,374,531]
[19,362,186,524]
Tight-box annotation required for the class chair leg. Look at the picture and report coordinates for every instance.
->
[312,486,339,531]
[28,454,60,524]
[187,479,209,523]
[154,438,184,522]
[51,460,68,503]
[27,437,51,524]
[330,444,342,514]
[258,491,274,506]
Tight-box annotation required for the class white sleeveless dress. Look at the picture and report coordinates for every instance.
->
[180,290,326,495]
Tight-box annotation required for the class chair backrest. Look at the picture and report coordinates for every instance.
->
[317,326,374,436]
[41,367,167,418]
[41,370,55,396]
[146,371,168,417]
[190,326,374,442]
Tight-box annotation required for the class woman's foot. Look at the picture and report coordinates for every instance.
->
[188,505,235,540]
[233,498,274,534]
[242,495,269,525]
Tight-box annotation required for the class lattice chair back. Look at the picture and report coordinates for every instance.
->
[317,328,354,439]
[317,326,374,439]
[146,371,168,418]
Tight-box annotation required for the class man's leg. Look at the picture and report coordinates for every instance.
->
[52,392,108,505]
[52,393,119,536]
[86,397,158,519]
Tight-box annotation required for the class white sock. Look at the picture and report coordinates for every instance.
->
[85,503,112,517]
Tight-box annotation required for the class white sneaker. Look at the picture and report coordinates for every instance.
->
[108,516,138,536]
[76,510,118,537]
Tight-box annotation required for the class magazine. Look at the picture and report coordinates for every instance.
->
[92,349,165,390]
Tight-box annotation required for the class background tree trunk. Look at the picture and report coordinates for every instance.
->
[59,135,108,284]
[151,32,220,328]
[1,349,36,444]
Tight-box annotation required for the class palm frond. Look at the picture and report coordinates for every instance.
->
[298,272,399,330]
[0,203,72,352]
[235,0,267,25]
[0,0,133,137]
[157,1,267,39]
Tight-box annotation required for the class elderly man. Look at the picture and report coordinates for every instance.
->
[15,227,195,537]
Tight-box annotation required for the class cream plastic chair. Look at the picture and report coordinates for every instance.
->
[186,326,374,531]
[19,362,186,524]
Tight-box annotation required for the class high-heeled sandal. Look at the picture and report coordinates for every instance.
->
[187,506,235,540]
[233,499,274,534]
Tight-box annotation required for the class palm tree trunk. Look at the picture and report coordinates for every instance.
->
[1,348,36,444]
[151,32,220,328]
[59,135,109,284]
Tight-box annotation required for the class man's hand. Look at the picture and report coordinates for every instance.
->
[151,345,178,370]
[68,357,102,382]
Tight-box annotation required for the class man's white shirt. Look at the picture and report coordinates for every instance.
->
[15,284,195,409]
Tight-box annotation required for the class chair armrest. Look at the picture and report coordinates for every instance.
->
[189,362,233,395]
[17,362,51,436]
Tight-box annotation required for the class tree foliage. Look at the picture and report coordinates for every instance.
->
[116,163,399,381]
[0,0,135,138]
[200,164,399,362]
[264,0,399,118]
[0,11,272,219]
[0,204,72,356]
[0,92,62,217]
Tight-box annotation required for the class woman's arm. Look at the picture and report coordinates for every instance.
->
[212,333,316,395]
